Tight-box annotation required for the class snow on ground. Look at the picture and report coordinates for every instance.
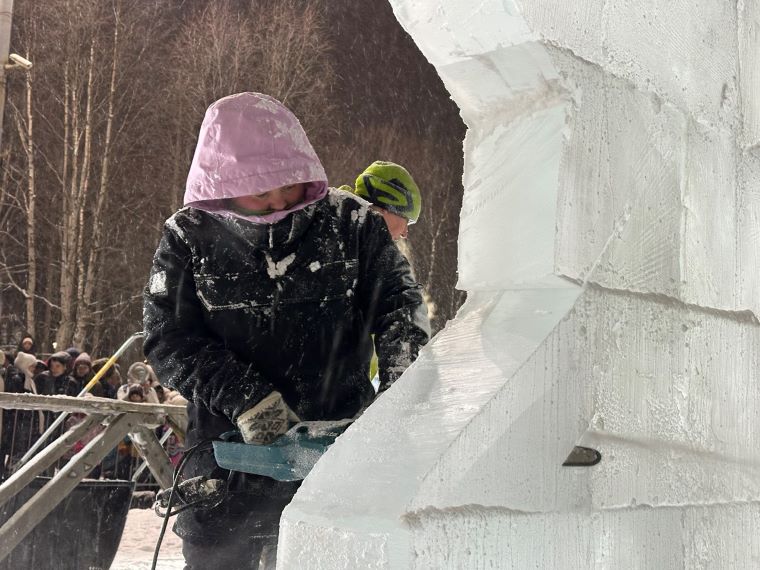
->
[111,508,184,569]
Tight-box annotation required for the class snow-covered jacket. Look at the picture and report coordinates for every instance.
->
[144,191,430,443]
[143,92,429,447]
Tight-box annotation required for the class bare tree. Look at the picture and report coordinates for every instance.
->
[0,0,462,353]
[1,0,170,349]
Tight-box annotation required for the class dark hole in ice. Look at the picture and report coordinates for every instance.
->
[562,446,601,467]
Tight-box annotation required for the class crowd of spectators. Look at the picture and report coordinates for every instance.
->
[0,333,186,480]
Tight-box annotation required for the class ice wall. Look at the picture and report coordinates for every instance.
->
[278,1,760,568]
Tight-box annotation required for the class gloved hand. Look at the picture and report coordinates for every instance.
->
[235,391,300,445]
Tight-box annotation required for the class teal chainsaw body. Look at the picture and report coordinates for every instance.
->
[212,420,352,482]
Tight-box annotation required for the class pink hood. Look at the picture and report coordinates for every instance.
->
[183,92,328,224]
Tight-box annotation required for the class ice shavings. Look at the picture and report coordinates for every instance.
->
[264,252,296,279]
[164,214,186,241]
[326,187,370,224]
[148,271,167,296]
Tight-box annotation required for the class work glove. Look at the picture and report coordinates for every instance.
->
[236,391,300,445]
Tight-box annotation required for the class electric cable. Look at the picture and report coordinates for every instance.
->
[150,439,227,570]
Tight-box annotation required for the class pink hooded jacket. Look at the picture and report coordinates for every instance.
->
[183,92,328,224]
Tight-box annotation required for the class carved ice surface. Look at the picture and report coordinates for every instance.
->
[278,0,760,568]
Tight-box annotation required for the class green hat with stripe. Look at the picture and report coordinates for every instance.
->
[354,161,421,224]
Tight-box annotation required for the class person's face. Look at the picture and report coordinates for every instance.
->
[49,361,66,376]
[374,207,409,240]
[21,338,32,351]
[128,393,143,402]
[229,183,306,215]
[75,363,90,376]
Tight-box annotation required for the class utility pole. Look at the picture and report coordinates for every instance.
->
[0,0,11,343]
[0,0,13,149]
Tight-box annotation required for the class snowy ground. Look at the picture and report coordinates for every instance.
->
[111,508,184,569]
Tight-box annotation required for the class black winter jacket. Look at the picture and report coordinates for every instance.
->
[143,190,430,445]
[34,372,79,397]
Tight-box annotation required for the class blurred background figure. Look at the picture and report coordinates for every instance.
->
[15,334,35,357]
[71,352,94,393]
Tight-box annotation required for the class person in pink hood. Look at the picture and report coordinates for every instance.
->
[143,92,429,568]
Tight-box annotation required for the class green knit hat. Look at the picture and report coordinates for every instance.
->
[354,161,421,224]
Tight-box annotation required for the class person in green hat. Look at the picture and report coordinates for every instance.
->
[341,161,423,387]
[347,161,422,240]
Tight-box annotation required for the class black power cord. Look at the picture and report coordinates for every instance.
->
[150,440,229,570]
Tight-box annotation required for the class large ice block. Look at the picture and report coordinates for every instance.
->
[278,0,760,568]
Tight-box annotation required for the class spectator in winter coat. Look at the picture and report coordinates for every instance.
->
[13,352,39,393]
[33,360,47,377]
[5,352,45,464]
[127,360,159,387]
[125,384,145,403]
[35,352,79,437]
[71,352,94,393]
[90,358,121,398]
[35,352,79,397]
[64,347,81,374]
[116,362,160,403]
[143,92,429,568]
[15,334,35,357]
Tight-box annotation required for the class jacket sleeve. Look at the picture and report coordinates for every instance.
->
[359,212,430,392]
[142,222,275,423]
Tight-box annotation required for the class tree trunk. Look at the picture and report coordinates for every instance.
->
[23,67,36,340]
[56,62,79,349]
[41,251,56,351]
[72,37,98,347]
[78,16,119,346]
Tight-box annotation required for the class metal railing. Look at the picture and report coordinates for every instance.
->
[1,394,185,487]
[0,390,187,563]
